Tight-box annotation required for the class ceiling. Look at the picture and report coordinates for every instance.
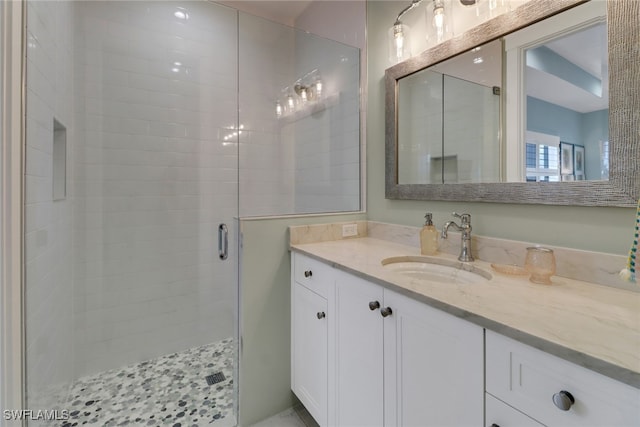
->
[526,22,608,114]
[217,0,313,26]
[431,24,608,115]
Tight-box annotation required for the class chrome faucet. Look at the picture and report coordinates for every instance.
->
[441,212,474,262]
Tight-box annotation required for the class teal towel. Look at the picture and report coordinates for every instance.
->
[621,199,639,283]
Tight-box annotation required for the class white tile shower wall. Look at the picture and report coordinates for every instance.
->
[72,1,238,377]
[25,0,75,413]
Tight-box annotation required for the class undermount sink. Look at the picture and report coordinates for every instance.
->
[381,256,492,284]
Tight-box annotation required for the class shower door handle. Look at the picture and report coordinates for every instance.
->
[218,223,229,260]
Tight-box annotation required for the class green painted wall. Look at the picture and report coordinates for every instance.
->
[239,213,365,426]
[366,1,636,256]
[238,4,636,425]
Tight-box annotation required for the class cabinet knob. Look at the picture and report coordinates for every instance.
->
[304,270,313,278]
[317,311,326,319]
[369,301,380,311]
[552,390,575,411]
[380,307,393,317]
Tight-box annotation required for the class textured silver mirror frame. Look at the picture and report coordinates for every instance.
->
[385,0,639,207]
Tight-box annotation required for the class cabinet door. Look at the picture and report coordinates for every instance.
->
[383,290,484,427]
[292,282,328,426]
[334,273,384,427]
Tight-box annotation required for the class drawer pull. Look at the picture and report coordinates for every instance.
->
[304,270,313,278]
[317,311,326,319]
[490,424,500,427]
[380,307,393,317]
[369,301,381,311]
[552,390,575,411]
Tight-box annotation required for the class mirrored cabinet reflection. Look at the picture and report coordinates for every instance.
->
[385,0,637,207]
[396,1,607,185]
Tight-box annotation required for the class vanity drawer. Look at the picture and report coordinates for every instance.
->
[486,393,543,427]
[293,252,334,298]
[486,331,640,427]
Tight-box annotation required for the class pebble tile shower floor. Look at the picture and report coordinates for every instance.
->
[61,338,235,426]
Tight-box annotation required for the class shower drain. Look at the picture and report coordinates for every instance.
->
[205,372,226,386]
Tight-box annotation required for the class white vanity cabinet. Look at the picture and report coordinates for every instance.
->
[292,252,484,427]
[291,251,640,427]
[486,331,640,427]
[291,253,334,427]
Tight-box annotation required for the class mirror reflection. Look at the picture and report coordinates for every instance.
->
[398,40,501,184]
[396,1,608,185]
[521,21,608,182]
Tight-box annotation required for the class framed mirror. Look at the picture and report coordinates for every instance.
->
[385,0,639,206]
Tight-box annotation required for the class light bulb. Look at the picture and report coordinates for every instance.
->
[394,24,405,60]
[426,0,452,47]
[433,9,444,29]
[287,95,295,110]
[300,87,308,102]
[387,21,411,64]
[315,79,323,99]
[388,22,411,63]
[433,3,445,42]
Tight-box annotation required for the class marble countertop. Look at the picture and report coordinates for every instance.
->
[291,237,640,388]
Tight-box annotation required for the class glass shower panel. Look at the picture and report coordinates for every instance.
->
[443,75,501,183]
[397,69,444,185]
[25,1,238,425]
[238,13,361,217]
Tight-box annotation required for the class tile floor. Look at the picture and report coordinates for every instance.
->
[249,406,318,427]
[60,338,236,426]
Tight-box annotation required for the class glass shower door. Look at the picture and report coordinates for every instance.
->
[24,1,239,425]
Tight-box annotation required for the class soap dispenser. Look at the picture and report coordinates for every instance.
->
[420,212,439,255]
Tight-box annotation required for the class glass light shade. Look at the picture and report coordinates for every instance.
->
[388,22,412,64]
[425,0,453,48]
[475,0,511,20]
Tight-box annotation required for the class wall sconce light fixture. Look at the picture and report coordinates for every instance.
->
[388,0,480,64]
[276,69,323,118]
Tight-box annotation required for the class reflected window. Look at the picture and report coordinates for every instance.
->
[600,140,609,180]
[525,131,560,182]
[525,143,560,182]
